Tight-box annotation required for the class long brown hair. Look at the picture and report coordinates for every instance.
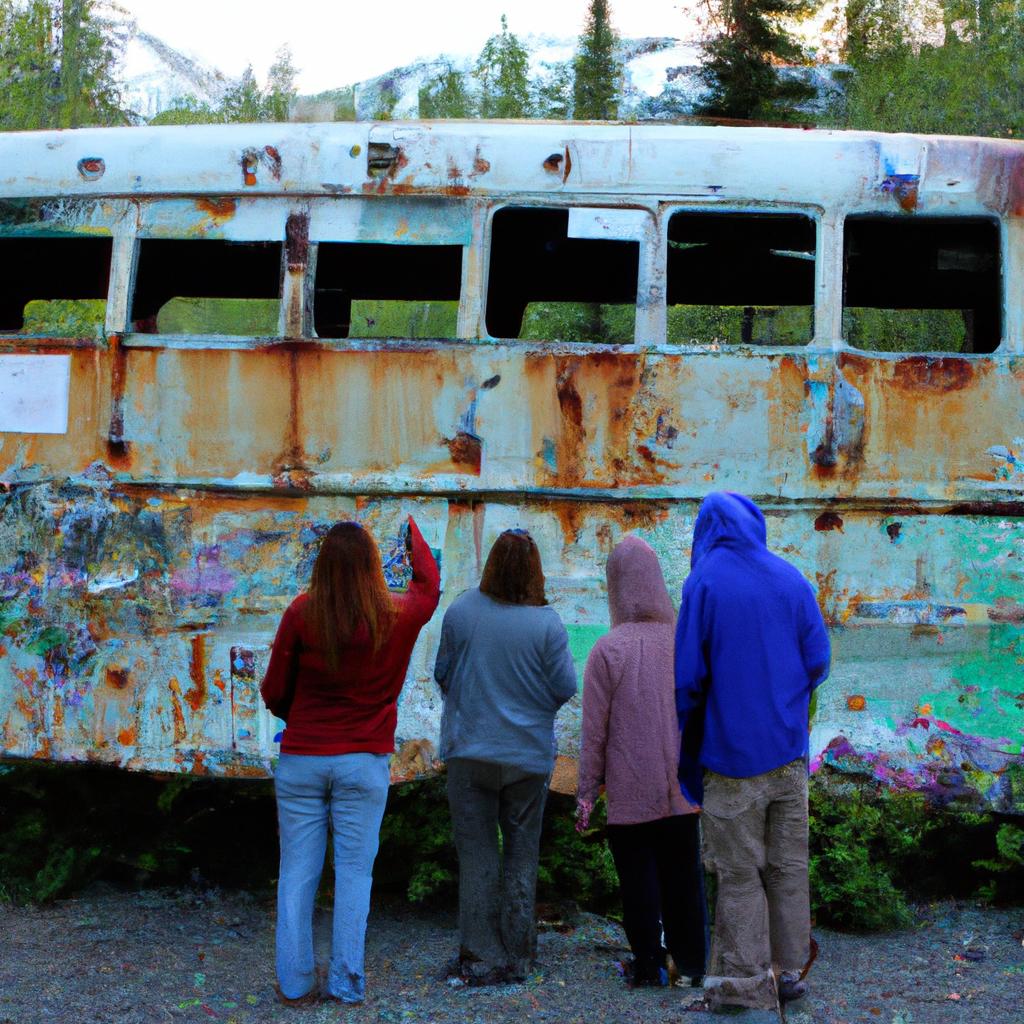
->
[479,529,547,606]
[306,521,397,669]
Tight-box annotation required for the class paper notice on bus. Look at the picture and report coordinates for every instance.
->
[0,354,71,434]
[567,207,648,242]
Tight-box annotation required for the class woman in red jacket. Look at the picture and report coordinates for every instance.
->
[261,516,440,1005]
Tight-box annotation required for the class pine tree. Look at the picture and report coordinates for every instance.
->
[573,0,621,120]
[695,0,821,120]
[265,45,298,122]
[534,60,573,119]
[220,65,266,122]
[474,14,532,118]
[419,63,474,118]
[0,0,126,131]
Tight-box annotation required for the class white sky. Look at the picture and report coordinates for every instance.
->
[119,0,691,93]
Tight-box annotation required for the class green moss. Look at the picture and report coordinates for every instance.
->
[519,302,634,343]
[348,299,458,339]
[156,298,281,336]
[843,307,965,352]
[666,305,813,345]
[21,299,106,338]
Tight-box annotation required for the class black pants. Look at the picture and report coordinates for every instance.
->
[447,757,550,979]
[606,813,708,981]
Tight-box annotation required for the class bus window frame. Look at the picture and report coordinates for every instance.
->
[660,202,825,352]
[307,195,473,342]
[479,200,658,346]
[125,198,289,345]
[836,210,1009,357]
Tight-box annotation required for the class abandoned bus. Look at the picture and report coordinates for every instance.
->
[0,121,1021,808]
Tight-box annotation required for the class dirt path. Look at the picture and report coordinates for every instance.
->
[2,888,1023,1024]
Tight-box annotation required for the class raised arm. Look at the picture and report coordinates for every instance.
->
[404,516,441,627]
[260,602,302,721]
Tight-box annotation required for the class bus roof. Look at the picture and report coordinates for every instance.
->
[1,121,1021,216]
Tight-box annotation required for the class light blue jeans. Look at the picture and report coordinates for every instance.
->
[274,752,390,1003]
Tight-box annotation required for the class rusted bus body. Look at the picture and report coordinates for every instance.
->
[0,122,1022,807]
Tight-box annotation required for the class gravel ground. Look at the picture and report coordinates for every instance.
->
[2,887,1024,1024]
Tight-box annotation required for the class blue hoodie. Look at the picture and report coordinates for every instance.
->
[675,492,831,788]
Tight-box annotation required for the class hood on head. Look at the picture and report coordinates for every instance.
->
[691,492,767,569]
[606,535,676,627]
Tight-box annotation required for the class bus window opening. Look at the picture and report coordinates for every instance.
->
[131,239,283,336]
[666,212,815,346]
[485,207,640,343]
[843,217,1001,353]
[0,237,111,336]
[313,243,462,340]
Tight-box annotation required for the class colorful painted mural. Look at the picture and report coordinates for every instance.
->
[0,122,1022,807]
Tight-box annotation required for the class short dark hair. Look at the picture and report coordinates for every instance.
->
[479,530,547,606]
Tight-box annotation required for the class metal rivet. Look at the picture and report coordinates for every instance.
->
[350,144,362,157]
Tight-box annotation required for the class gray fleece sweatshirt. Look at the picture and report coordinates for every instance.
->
[434,587,578,776]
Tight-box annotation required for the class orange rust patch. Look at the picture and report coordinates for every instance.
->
[212,669,227,693]
[444,431,482,475]
[105,666,130,689]
[815,511,844,532]
[847,694,867,711]
[167,678,186,743]
[891,357,974,393]
[184,635,207,714]
[195,197,237,221]
[117,726,136,746]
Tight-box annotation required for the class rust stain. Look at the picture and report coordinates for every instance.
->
[195,197,237,222]
[989,598,1024,623]
[285,212,309,272]
[815,511,844,532]
[847,694,867,711]
[264,145,282,180]
[167,678,186,743]
[184,635,207,714]
[444,431,482,475]
[891,357,974,393]
[105,666,130,690]
[117,726,136,746]
[543,152,563,173]
[212,669,227,693]
[471,150,491,177]
[563,145,572,183]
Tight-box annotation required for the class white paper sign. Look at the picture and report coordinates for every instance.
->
[0,354,71,434]
[567,207,649,242]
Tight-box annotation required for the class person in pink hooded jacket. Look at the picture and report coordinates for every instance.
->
[577,535,708,988]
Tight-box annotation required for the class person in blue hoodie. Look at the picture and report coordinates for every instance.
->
[674,492,830,1014]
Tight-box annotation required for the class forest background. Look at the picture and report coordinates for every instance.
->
[0,0,1021,137]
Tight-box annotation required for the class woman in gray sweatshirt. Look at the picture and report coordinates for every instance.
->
[434,529,578,985]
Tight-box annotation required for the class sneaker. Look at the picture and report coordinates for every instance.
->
[621,958,670,988]
[776,970,807,1003]
[273,982,320,1007]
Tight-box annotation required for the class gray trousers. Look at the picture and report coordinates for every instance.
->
[446,757,549,978]
[702,759,811,1010]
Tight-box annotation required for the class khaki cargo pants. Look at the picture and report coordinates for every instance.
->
[702,759,810,1011]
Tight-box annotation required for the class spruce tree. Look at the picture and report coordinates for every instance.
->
[573,0,621,120]
[695,0,821,121]
[265,46,298,122]
[474,14,532,118]
[0,0,126,130]
[419,64,474,118]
